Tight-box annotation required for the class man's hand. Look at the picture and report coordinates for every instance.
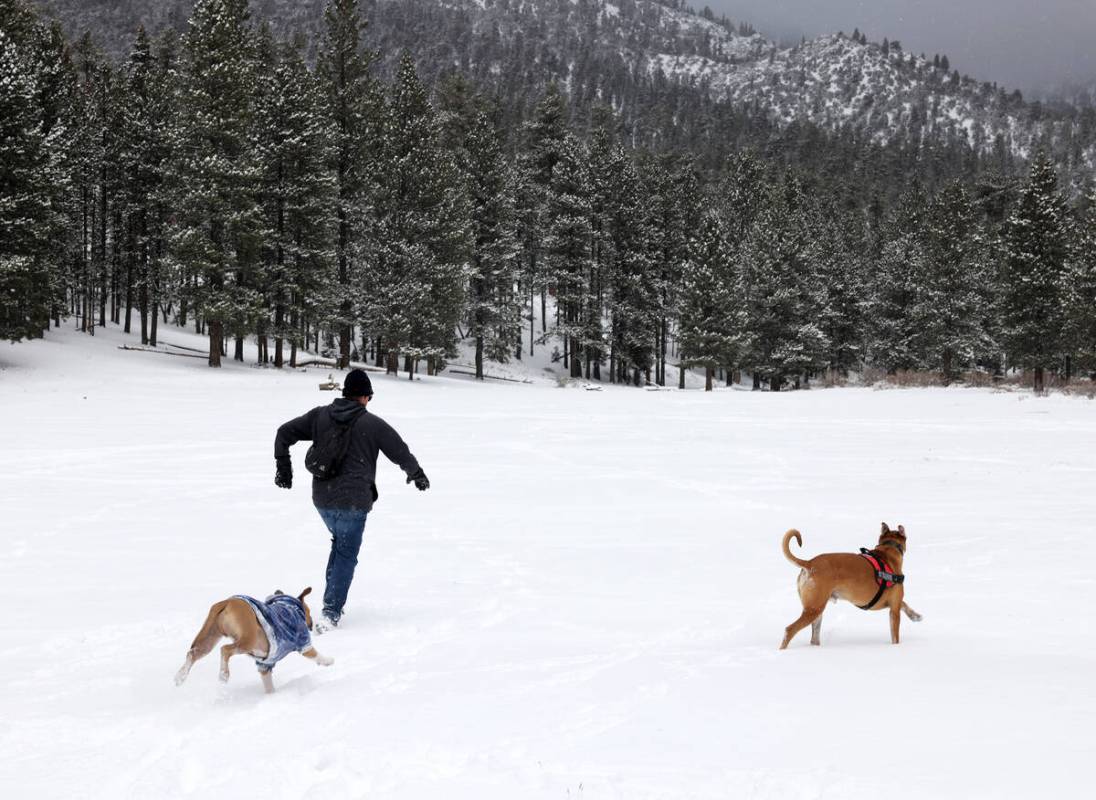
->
[275,457,293,489]
[407,468,430,491]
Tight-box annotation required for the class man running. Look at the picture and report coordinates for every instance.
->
[274,369,429,632]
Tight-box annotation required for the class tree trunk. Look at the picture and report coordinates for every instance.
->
[1034,365,1045,394]
[208,321,223,368]
[234,336,244,362]
[570,338,582,378]
[679,363,685,389]
[705,366,713,392]
[475,335,484,380]
[770,375,781,392]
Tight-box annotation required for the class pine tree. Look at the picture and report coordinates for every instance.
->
[438,78,520,379]
[1003,152,1071,392]
[914,182,996,381]
[516,83,568,357]
[814,206,868,376]
[1064,192,1096,376]
[545,133,594,379]
[0,24,60,341]
[255,38,336,368]
[741,175,829,390]
[362,53,469,378]
[167,0,262,367]
[603,145,656,386]
[121,27,175,347]
[678,214,749,390]
[868,190,928,372]
[316,0,380,368]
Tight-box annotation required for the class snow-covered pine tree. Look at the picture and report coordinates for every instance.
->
[0,20,62,341]
[545,133,594,379]
[813,206,867,376]
[255,36,336,368]
[65,34,108,336]
[591,113,648,385]
[516,84,568,356]
[741,174,829,390]
[646,153,701,386]
[602,143,656,386]
[362,53,469,378]
[167,0,262,367]
[914,181,997,382]
[438,77,521,380]
[120,27,174,347]
[678,214,749,391]
[1003,152,1071,392]
[867,189,928,372]
[316,0,380,368]
[1064,192,1096,376]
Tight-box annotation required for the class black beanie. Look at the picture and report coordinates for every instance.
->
[343,369,373,398]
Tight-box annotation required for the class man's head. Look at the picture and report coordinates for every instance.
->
[343,369,373,404]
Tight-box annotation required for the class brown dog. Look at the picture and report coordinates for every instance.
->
[174,587,334,693]
[779,523,922,649]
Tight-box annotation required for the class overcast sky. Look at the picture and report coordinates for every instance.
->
[708,0,1096,95]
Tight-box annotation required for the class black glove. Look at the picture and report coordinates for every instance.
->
[275,457,292,489]
[407,468,429,491]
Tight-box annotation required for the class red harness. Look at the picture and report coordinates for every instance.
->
[858,548,905,609]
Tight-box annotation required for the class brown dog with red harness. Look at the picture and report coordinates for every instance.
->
[779,523,923,649]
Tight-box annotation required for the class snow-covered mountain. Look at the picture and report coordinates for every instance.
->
[37,0,1096,165]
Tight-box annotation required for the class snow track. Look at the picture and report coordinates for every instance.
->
[2,325,1094,798]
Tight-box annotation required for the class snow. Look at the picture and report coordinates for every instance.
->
[3,323,1095,798]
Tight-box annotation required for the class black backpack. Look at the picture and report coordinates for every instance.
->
[304,410,358,481]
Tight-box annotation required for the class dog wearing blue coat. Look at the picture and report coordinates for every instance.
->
[174,587,333,693]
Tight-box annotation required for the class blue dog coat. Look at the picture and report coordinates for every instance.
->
[234,594,312,672]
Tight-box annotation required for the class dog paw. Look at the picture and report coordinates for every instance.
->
[910,612,923,622]
[219,670,230,683]
[316,655,334,667]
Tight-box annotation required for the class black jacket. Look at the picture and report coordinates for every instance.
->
[275,398,421,511]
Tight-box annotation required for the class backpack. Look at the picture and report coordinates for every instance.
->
[304,409,358,481]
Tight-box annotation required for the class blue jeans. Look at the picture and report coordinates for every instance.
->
[316,507,368,620]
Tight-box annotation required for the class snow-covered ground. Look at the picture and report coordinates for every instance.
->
[2,323,1094,799]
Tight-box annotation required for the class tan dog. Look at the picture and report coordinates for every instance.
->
[174,587,333,693]
[780,523,922,649]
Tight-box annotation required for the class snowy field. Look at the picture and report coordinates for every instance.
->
[2,323,1095,799]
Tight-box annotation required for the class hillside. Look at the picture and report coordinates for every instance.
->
[35,0,1096,172]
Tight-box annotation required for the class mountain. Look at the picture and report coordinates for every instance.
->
[35,0,1096,178]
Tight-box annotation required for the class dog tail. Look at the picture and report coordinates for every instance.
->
[782,529,810,568]
[188,600,230,655]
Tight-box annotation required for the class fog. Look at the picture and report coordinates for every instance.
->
[707,0,1096,95]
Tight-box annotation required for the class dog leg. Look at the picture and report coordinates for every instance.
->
[781,606,824,650]
[219,643,240,682]
[810,614,823,646]
[301,646,334,667]
[902,602,923,622]
[260,670,275,694]
[890,605,901,644]
[174,654,194,686]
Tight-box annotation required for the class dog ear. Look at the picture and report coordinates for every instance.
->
[298,586,312,601]
[897,524,906,536]
[881,522,891,534]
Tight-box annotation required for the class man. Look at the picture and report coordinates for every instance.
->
[274,369,429,632]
